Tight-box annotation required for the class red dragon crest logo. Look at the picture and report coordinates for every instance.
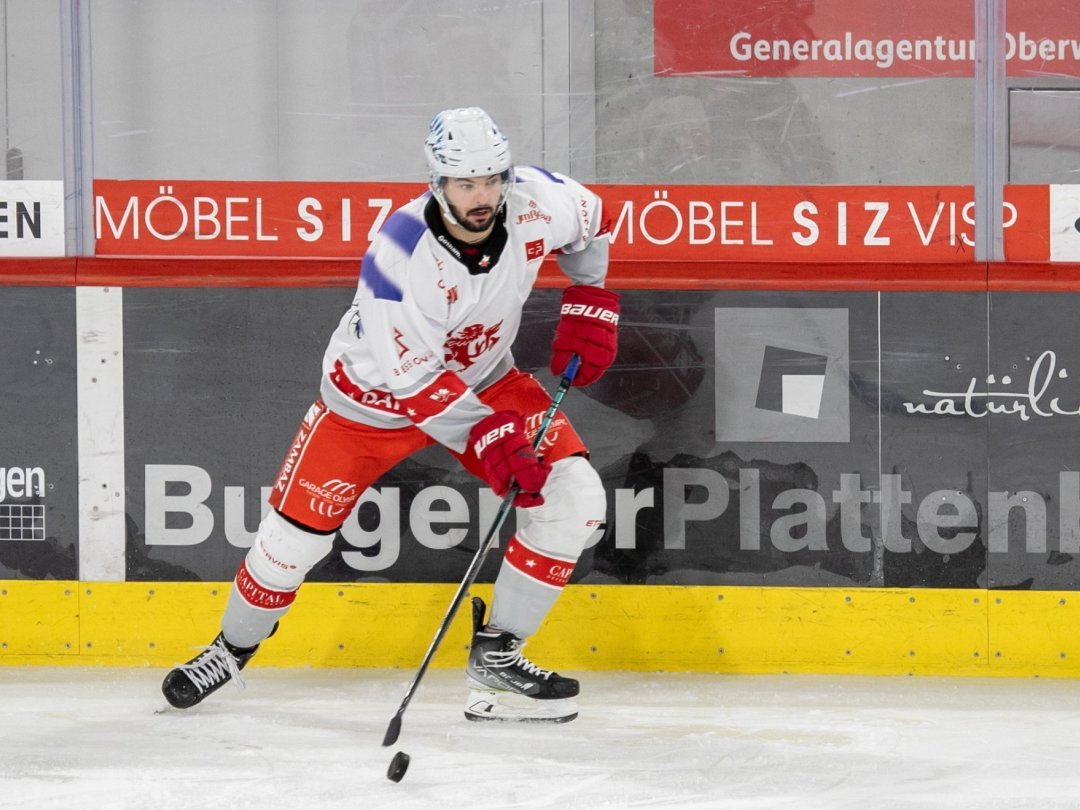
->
[444,321,503,370]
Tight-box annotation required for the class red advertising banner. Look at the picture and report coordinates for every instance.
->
[602,184,1048,263]
[93,180,426,259]
[94,180,1050,263]
[655,0,1080,78]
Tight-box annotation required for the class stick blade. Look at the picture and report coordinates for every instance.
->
[382,713,402,747]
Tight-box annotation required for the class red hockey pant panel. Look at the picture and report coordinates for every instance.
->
[269,368,588,533]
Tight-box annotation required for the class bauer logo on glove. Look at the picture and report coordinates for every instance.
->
[472,421,518,456]
[559,302,620,324]
[469,410,552,508]
[550,284,620,387]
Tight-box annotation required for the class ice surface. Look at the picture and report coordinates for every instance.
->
[1,667,1079,809]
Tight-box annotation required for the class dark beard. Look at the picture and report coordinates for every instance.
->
[449,202,495,234]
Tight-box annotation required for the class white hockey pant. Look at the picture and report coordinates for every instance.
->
[489,456,606,638]
[221,510,334,649]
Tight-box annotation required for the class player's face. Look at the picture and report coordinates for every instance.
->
[443,174,504,233]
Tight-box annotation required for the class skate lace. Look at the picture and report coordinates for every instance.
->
[178,639,246,694]
[483,640,552,680]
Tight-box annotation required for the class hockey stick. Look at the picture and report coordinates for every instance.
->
[382,354,581,748]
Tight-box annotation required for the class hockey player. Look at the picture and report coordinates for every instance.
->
[161,107,619,723]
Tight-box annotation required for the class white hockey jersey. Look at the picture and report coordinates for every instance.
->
[319,165,611,453]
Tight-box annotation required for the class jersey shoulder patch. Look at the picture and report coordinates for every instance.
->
[360,203,431,302]
[514,164,565,186]
[359,250,404,302]
[379,208,429,257]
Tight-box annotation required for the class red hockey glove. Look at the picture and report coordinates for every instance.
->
[550,285,620,386]
[469,411,552,508]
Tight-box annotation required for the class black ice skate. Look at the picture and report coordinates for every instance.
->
[161,633,259,709]
[464,596,579,723]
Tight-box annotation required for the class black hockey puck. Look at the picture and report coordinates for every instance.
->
[387,751,410,782]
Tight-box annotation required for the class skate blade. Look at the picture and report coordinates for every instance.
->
[464,688,578,724]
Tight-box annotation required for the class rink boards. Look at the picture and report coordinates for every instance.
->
[1,581,1080,677]
[4,258,1080,674]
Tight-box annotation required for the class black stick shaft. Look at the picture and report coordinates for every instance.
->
[382,356,581,747]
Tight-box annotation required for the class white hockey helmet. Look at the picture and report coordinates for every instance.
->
[424,107,514,221]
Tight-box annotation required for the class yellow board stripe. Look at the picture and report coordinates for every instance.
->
[1,581,1078,677]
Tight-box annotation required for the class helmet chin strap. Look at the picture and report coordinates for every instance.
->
[431,179,461,226]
